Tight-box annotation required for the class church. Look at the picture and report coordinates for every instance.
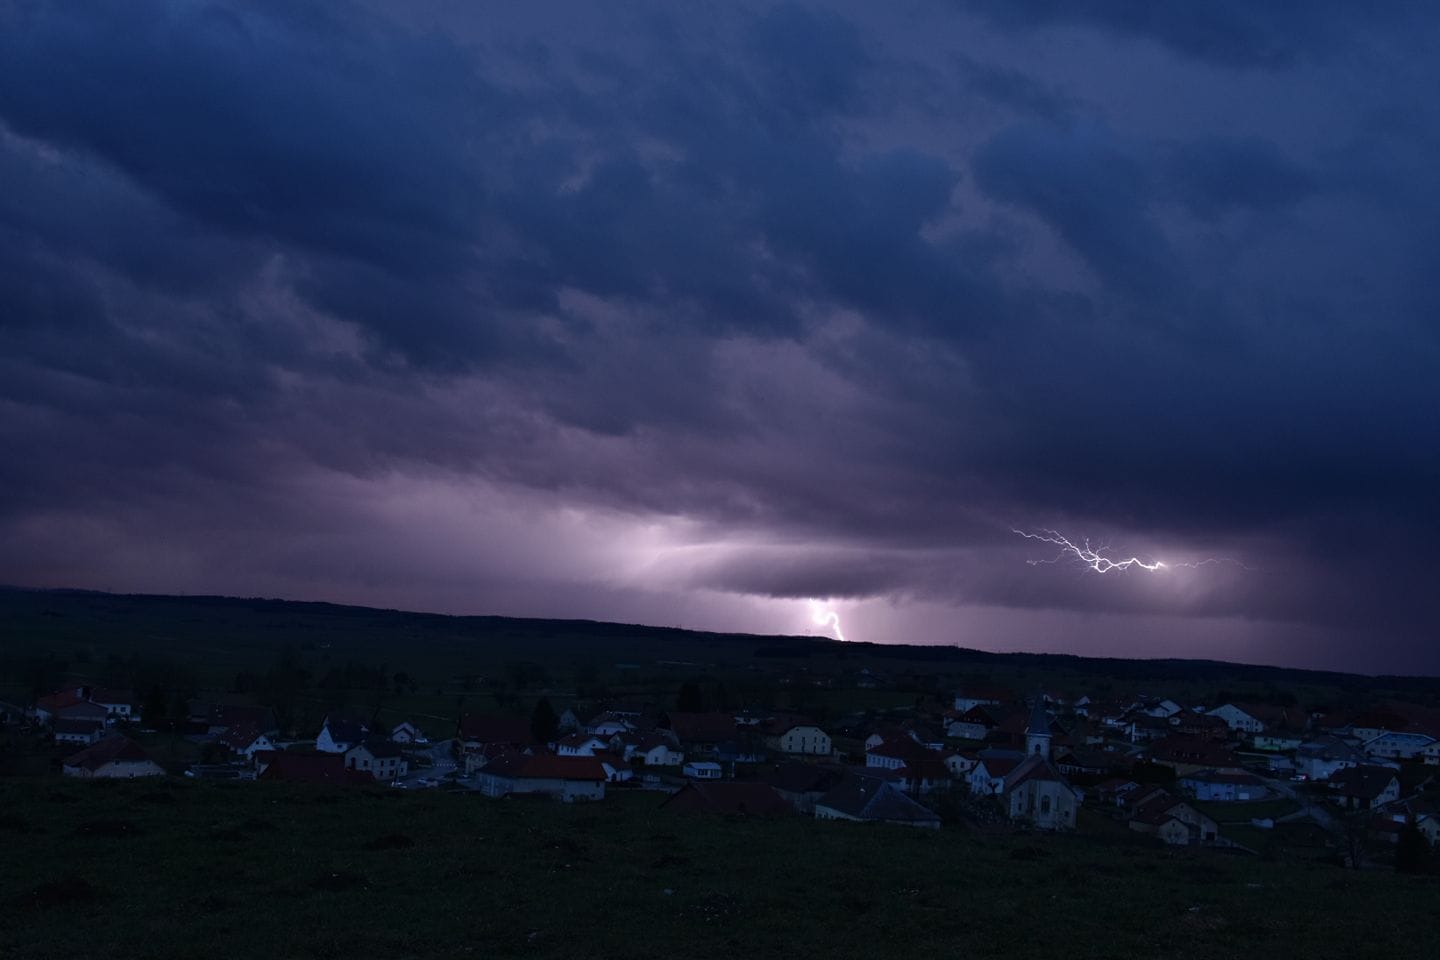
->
[1001,698,1081,830]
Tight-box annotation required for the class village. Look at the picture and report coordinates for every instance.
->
[7,674,1439,867]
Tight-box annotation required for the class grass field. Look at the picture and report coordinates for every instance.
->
[2,777,1437,960]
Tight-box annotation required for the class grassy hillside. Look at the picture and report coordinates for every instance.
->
[1,777,1437,960]
[2,588,1435,732]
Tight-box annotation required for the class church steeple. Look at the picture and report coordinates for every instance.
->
[1025,695,1051,759]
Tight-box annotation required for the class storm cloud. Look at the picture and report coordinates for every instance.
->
[2,1,1439,672]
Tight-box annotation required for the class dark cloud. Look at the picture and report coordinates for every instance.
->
[2,1,1439,672]
[955,0,1414,69]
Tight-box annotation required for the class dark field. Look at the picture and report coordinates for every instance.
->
[1,778,1436,960]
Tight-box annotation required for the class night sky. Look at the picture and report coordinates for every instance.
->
[3,2,1438,674]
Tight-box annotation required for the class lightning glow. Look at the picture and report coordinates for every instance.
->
[1012,528,1249,574]
[1012,528,1168,573]
[808,599,847,642]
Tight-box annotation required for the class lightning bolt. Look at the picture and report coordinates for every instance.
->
[1011,528,1166,573]
[1012,528,1250,574]
[808,599,847,642]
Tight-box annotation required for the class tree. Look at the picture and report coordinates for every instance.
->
[531,697,558,744]
[676,681,704,713]
[1395,817,1431,874]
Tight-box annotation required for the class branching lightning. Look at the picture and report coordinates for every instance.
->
[1012,528,1248,574]
[808,599,847,642]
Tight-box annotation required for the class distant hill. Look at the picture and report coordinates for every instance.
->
[1,586,1435,703]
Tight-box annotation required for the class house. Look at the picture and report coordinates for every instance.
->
[946,705,999,741]
[895,757,953,796]
[1253,729,1305,752]
[33,688,89,723]
[205,704,279,737]
[53,718,106,745]
[942,751,976,778]
[953,686,1012,714]
[814,774,941,829]
[1171,711,1232,742]
[218,722,275,761]
[1362,731,1436,762]
[259,752,373,787]
[615,732,684,767]
[89,688,135,720]
[54,701,111,726]
[662,781,792,817]
[1179,769,1268,802]
[666,712,739,756]
[316,714,369,754]
[1137,698,1184,719]
[556,733,608,757]
[593,751,633,783]
[457,713,534,753]
[867,736,929,770]
[1328,765,1401,811]
[968,755,1023,796]
[1053,748,1128,779]
[584,711,636,737]
[1147,736,1241,777]
[1094,778,1141,807]
[556,707,580,733]
[1424,740,1440,766]
[764,719,831,756]
[1295,736,1366,781]
[343,739,409,781]
[761,761,848,813]
[62,735,165,779]
[1206,704,1264,734]
[474,754,607,802]
[683,761,723,780]
[390,721,428,744]
[1129,791,1220,845]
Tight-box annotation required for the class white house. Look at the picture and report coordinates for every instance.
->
[390,721,428,744]
[585,712,634,737]
[683,761,723,780]
[766,723,831,756]
[1296,736,1366,781]
[53,718,106,745]
[968,756,1021,796]
[219,723,275,761]
[1139,699,1184,719]
[556,733,608,757]
[344,740,409,781]
[953,688,1009,714]
[1207,704,1263,734]
[618,733,683,767]
[62,736,165,779]
[316,715,368,754]
[1362,731,1436,762]
[1423,741,1440,766]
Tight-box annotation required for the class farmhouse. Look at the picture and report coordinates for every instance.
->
[1179,769,1268,802]
[475,754,607,802]
[344,739,409,781]
[315,714,369,754]
[764,719,831,756]
[1328,765,1401,811]
[62,736,165,779]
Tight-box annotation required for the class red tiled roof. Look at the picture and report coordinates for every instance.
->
[457,713,533,746]
[517,755,606,782]
[64,735,156,771]
[258,752,372,787]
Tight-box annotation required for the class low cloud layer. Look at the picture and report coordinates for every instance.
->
[3,1,1438,672]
